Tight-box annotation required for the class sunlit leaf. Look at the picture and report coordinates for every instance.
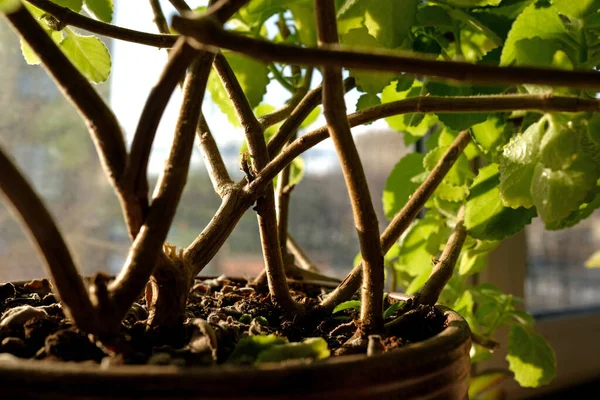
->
[51,0,82,12]
[59,30,111,83]
[501,1,574,67]
[585,249,600,268]
[0,0,20,13]
[507,325,556,388]
[332,300,361,314]
[382,153,425,219]
[465,164,536,240]
[227,334,287,364]
[256,337,330,363]
[84,0,113,23]
[341,27,394,93]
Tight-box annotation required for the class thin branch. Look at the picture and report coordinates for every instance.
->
[252,93,600,191]
[4,5,141,243]
[172,14,600,90]
[212,51,296,313]
[149,0,170,35]
[168,0,192,12]
[0,146,101,334]
[275,137,294,265]
[197,115,233,197]
[320,130,472,313]
[6,5,127,190]
[266,77,356,158]
[258,68,314,129]
[123,38,197,237]
[108,52,214,322]
[25,0,178,48]
[415,207,467,307]
[287,234,319,272]
[315,0,384,335]
[184,77,338,273]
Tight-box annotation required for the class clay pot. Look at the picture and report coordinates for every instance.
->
[0,291,471,400]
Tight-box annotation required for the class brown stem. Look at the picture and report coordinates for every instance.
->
[123,37,197,238]
[212,51,296,312]
[287,235,318,272]
[315,0,384,335]
[149,0,170,35]
[25,0,178,48]
[416,207,467,306]
[197,116,233,197]
[320,130,472,313]
[183,79,341,275]
[0,146,101,334]
[253,94,600,191]
[276,137,294,267]
[108,52,214,325]
[4,6,146,249]
[266,77,355,158]
[259,68,314,129]
[168,0,192,12]
[6,5,126,193]
[173,14,600,90]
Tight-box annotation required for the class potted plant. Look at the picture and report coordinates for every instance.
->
[0,0,598,398]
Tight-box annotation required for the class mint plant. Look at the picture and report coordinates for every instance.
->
[2,0,600,391]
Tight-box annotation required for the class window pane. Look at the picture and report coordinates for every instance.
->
[526,212,600,314]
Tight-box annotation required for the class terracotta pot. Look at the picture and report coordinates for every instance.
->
[0,289,471,400]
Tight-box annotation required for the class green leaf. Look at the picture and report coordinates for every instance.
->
[227,334,287,364]
[59,30,111,83]
[237,0,286,30]
[332,300,361,314]
[356,93,381,112]
[21,30,63,65]
[531,160,597,224]
[435,182,469,202]
[0,0,20,13]
[471,115,512,154]
[362,0,417,49]
[341,28,394,93]
[498,117,546,209]
[416,6,453,28]
[287,157,305,186]
[500,1,573,67]
[546,189,600,230]
[507,325,557,388]
[51,0,82,12]
[424,146,471,186]
[553,0,600,19]
[425,81,489,131]
[382,153,425,219]
[396,213,443,276]
[513,37,574,69]
[381,80,438,142]
[84,0,113,23]
[585,249,600,268]
[256,337,330,363]
[465,164,536,240]
[444,0,502,8]
[300,106,321,128]
[20,3,64,64]
[289,1,316,45]
[459,239,498,276]
[208,52,269,126]
[383,301,404,319]
[406,269,432,294]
